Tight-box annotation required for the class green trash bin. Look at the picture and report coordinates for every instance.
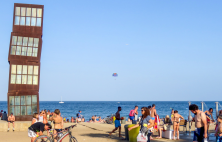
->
[128,124,140,142]
[121,117,126,124]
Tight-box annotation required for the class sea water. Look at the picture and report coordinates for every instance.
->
[0,101,221,121]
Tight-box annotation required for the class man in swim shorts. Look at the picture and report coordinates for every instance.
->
[7,113,15,132]
[150,104,157,120]
[189,104,207,142]
[109,106,122,138]
[28,122,52,142]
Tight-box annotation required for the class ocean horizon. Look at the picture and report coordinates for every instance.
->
[1,101,222,120]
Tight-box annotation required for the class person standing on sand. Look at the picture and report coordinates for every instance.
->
[150,104,157,120]
[189,104,207,142]
[173,110,184,140]
[205,108,215,130]
[150,104,157,140]
[109,106,122,138]
[129,106,138,122]
[7,113,15,132]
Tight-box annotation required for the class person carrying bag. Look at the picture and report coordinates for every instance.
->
[128,107,154,142]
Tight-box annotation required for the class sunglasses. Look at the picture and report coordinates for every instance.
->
[141,110,144,111]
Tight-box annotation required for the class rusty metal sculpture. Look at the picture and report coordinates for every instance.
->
[7,3,44,121]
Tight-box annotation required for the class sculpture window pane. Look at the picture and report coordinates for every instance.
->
[26,17,31,26]
[21,7,26,16]
[15,16,20,25]
[21,47,27,56]
[15,96,20,105]
[21,106,26,115]
[11,65,16,74]
[16,46,21,55]
[26,8,31,16]
[9,96,14,106]
[15,7,20,16]
[27,106,32,115]
[15,106,20,116]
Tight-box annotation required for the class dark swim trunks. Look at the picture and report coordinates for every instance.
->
[193,127,205,142]
[55,129,62,133]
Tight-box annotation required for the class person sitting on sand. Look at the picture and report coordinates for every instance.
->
[28,122,51,142]
[173,110,184,140]
[71,117,75,123]
[156,115,172,139]
[7,113,15,132]
[32,113,39,124]
[49,109,64,142]
[91,115,95,122]
[81,117,85,122]
[0,110,3,120]
[109,106,123,138]
[215,115,222,142]
[128,107,154,142]
[89,119,93,123]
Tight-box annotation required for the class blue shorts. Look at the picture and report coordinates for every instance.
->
[193,127,204,142]
[129,116,134,120]
[151,117,155,120]
[217,136,222,142]
[115,120,121,128]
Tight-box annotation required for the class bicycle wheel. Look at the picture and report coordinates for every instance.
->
[34,135,52,142]
[69,136,78,142]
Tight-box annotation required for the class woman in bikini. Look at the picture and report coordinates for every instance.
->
[173,110,184,140]
[49,109,63,142]
[205,108,215,130]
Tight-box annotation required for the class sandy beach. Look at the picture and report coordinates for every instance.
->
[0,121,217,142]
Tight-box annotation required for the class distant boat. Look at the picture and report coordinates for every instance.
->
[117,102,120,103]
[59,97,64,103]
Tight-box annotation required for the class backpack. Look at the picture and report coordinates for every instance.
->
[76,113,79,117]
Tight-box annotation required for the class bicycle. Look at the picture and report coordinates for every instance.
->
[34,124,78,142]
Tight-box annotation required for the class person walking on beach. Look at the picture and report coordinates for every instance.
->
[173,110,184,140]
[205,108,215,130]
[189,104,207,142]
[128,107,154,142]
[28,122,52,142]
[7,113,15,132]
[129,106,138,122]
[109,106,122,138]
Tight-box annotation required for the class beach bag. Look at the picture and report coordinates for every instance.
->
[137,132,147,142]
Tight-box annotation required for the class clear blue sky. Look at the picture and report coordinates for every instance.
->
[0,0,221,101]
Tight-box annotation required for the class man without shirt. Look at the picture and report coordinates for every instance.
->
[189,104,207,142]
[150,104,157,120]
[7,113,15,132]
[109,106,122,138]
[28,122,52,142]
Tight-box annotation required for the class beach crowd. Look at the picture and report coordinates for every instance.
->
[1,104,222,142]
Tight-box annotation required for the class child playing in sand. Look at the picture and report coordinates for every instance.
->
[215,115,222,142]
